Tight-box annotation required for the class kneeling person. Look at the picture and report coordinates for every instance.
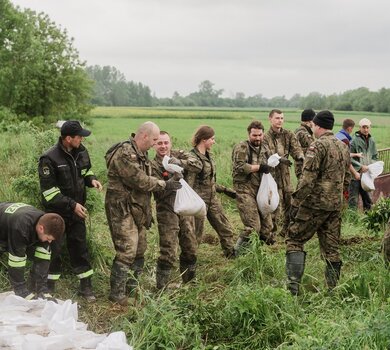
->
[0,202,64,299]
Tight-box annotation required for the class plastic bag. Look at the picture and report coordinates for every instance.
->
[174,179,207,217]
[162,155,183,174]
[361,161,384,192]
[257,173,279,215]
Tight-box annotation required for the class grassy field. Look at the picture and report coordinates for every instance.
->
[0,107,389,349]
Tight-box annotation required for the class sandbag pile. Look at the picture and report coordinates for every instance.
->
[0,292,132,350]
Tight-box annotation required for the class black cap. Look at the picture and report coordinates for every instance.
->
[301,109,316,121]
[60,120,91,137]
[313,110,334,130]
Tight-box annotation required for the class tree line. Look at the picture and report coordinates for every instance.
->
[1,0,390,118]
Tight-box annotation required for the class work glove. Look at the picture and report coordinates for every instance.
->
[259,164,271,174]
[168,157,182,166]
[343,190,349,201]
[279,158,292,167]
[289,205,299,221]
[37,292,58,303]
[165,177,182,191]
[223,188,237,199]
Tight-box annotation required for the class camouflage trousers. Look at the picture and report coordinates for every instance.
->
[235,185,273,241]
[195,195,235,255]
[272,188,292,235]
[286,206,341,262]
[384,222,390,266]
[156,205,197,268]
[105,192,147,267]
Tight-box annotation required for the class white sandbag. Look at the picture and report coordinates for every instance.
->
[267,153,281,167]
[174,179,207,217]
[257,173,280,215]
[162,155,183,174]
[361,161,384,192]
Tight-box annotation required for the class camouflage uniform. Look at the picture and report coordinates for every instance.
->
[285,132,350,293]
[186,148,235,257]
[232,140,273,244]
[294,123,314,180]
[151,149,198,286]
[105,136,166,301]
[384,219,390,267]
[261,128,304,235]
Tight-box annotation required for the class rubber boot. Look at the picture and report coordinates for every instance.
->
[109,261,129,306]
[47,280,56,294]
[126,257,144,295]
[286,251,306,296]
[156,264,172,290]
[325,260,342,290]
[234,236,250,256]
[79,277,96,303]
[180,263,196,283]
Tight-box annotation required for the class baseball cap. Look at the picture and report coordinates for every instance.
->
[61,120,91,137]
[358,118,371,127]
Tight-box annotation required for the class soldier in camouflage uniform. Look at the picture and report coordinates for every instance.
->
[384,219,390,267]
[261,109,304,236]
[105,122,182,305]
[151,131,199,288]
[186,125,236,258]
[294,109,315,180]
[232,121,274,253]
[285,111,351,295]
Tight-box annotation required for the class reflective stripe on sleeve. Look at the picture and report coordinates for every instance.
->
[47,274,61,280]
[34,246,51,260]
[42,187,61,202]
[8,253,27,267]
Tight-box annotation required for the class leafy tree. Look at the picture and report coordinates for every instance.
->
[0,0,92,117]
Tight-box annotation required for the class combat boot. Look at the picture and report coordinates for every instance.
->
[180,263,196,283]
[325,260,342,290]
[156,264,172,290]
[79,277,96,303]
[126,257,144,295]
[109,261,129,306]
[234,236,250,256]
[286,251,306,296]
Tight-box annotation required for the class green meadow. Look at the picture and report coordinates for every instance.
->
[0,106,389,349]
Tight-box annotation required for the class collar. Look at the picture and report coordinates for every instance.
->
[301,123,313,135]
[339,129,351,141]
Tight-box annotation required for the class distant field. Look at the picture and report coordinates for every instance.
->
[89,107,390,151]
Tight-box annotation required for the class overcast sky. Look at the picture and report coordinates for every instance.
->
[11,0,390,98]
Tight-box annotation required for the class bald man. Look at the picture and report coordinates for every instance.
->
[105,121,182,305]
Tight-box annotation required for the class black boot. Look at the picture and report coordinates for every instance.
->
[286,251,306,296]
[325,260,342,290]
[47,279,56,294]
[79,277,96,302]
[234,236,250,256]
[180,263,196,283]
[126,257,144,295]
[156,264,171,290]
[109,261,129,306]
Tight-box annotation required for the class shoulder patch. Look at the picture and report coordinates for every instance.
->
[42,165,50,176]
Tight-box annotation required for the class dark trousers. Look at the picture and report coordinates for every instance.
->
[348,179,372,211]
[49,217,92,277]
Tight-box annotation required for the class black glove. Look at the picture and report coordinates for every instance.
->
[289,205,299,220]
[259,164,271,174]
[224,188,237,199]
[279,158,292,167]
[168,157,182,166]
[165,177,182,191]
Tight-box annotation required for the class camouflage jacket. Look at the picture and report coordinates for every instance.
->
[292,132,351,211]
[151,149,195,210]
[261,128,304,191]
[186,148,225,205]
[106,137,165,220]
[294,123,314,179]
[232,140,262,191]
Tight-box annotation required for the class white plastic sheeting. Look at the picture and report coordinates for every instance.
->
[0,292,132,350]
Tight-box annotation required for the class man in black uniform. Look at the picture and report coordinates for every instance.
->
[38,121,102,301]
[0,202,64,299]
